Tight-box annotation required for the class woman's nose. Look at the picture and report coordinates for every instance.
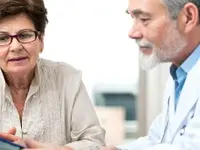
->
[9,38,23,52]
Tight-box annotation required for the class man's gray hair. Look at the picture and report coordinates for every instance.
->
[161,0,200,19]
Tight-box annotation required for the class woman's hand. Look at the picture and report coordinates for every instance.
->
[0,127,21,142]
[23,138,73,150]
[100,146,118,150]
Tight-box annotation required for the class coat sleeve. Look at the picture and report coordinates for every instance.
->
[65,81,106,150]
[117,113,166,150]
[118,78,172,150]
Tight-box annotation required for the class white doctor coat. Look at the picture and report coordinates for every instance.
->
[121,58,200,150]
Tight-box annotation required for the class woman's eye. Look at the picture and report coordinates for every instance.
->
[18,33,33,39]
[0,35,9,41]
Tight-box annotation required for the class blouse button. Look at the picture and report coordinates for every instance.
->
[180,127,185,136]
[22,129,28,135]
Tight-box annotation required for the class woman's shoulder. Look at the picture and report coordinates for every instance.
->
[38,58,82,81]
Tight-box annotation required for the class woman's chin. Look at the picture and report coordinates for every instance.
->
[6,66,32,75]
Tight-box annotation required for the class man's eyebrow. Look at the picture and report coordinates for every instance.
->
[126,9,151,16]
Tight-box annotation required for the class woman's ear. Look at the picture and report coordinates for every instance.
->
[39,34,44,53]
[181,2,199,33]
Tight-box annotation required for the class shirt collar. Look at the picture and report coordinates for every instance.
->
[181,44,200,73]
[170,44,200,81]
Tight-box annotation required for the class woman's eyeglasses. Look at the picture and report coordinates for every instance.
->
[0,30,40,46]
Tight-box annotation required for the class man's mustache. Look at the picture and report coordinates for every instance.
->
[136,40,153,49]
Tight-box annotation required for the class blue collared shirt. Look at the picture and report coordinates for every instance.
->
[170,44,200,110]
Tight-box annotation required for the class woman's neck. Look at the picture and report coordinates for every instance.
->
[4,69,35,90]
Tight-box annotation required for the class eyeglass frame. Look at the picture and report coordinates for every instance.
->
[0,29,41,46]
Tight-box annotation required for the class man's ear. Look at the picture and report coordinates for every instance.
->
[180,2,199,33]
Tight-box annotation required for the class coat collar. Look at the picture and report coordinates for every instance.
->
[169,58,200,137]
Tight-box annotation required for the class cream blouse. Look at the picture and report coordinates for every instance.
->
[0,58,105,150]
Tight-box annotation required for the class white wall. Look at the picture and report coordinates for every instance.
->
[42,0,139,100]
[137,63,170,136]
[146,63,170,129]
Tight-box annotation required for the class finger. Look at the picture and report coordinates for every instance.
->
[100,146,117,150]
[24,138,46,148]
[14,139,26,147]
[23,148,43,150]
[0,133,20,142]
[7,127,17,135]
[100,147,110,150]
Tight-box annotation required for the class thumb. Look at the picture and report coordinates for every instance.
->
[7,127,17,135]
[14,139,26,147]
[24,138,46,148]
[100,146,118,150]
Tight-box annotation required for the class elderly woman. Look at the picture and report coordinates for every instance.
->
[0,0,105,150]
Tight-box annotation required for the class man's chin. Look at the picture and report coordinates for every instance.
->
[140,48,153,56]
[139,60,159,71]
[139,52,160,71]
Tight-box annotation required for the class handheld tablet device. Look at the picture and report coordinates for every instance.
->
[0,138,24,150]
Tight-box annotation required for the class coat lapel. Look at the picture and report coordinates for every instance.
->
[169,59,200,138]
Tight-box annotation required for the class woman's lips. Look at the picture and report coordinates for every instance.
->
[9,57,28,61]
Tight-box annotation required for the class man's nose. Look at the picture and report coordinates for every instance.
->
[128,24,142,40]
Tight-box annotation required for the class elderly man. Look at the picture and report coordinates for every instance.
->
[4,0,200,150]
[101,0,200,150]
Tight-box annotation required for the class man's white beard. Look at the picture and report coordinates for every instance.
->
[139,50,160,70]
[138,21,187,71]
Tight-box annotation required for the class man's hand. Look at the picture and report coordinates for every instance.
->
[0,127,21,142]
[23,138,73,150]
[100,146,118,150]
